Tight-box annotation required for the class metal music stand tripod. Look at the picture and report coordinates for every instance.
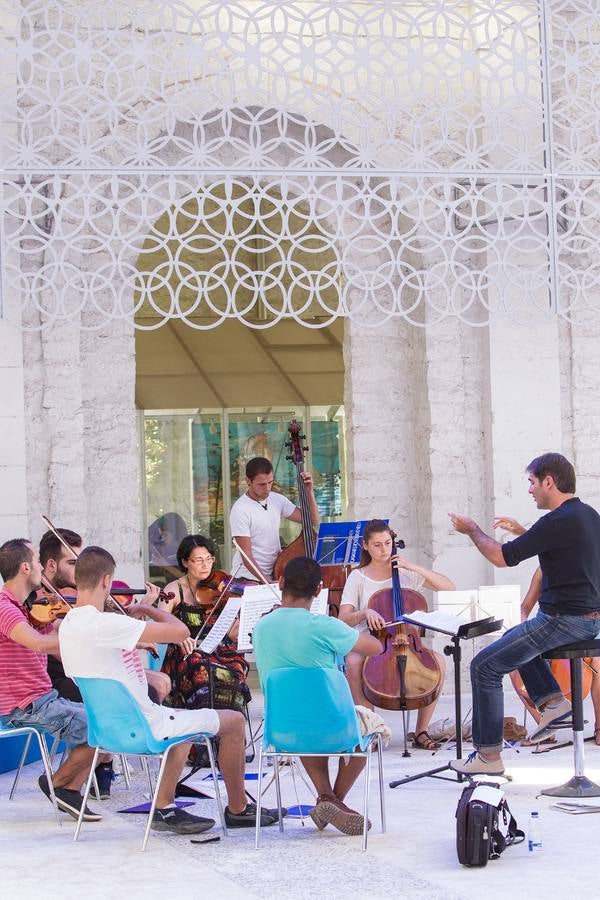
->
[389,615,503,789]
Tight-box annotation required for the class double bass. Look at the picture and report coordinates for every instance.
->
[362,532,443,714]
[273,420,350,615]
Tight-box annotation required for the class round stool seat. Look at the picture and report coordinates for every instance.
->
[543,638,600,660]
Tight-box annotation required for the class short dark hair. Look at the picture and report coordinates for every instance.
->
[0,539,33,581]
[176,535,216,571]
[75,546,116,591]
[527,453,576,494]
[39,529,82,568]
[281,557,322,600]
[246,457,273,480]
[359,519,393,567]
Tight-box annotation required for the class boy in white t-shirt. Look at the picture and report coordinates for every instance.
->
[230,456,319,581]
[59,546,279,835]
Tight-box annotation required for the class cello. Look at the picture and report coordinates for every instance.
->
[273,419,350,615]
[361,531,443,733]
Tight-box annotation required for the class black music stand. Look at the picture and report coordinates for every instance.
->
[389,615,503,789]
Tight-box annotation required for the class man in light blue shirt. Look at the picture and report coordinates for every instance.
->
[253,557,382,836]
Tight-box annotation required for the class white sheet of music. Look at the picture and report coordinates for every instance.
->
[199,596,243,654]
[402,608,473,636]
[237,584,329,652]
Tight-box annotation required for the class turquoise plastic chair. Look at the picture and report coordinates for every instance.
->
[74,677,226,850]
[0,724,61,825]
[256,667,386,850]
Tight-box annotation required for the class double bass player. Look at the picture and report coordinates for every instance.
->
[229,456,318,582]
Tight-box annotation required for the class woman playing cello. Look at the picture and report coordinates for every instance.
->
[160,535,250,716]
[339,519,455,749]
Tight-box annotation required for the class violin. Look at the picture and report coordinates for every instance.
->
[273,419,350,616]
[24,576,77,625]
[192,570,245,611]
[181,568,246,652]
[361,532,443,711]
[40,515,160,659]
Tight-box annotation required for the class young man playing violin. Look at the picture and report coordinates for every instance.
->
[252,556,383,835]
[39,526,171,797]
[59,545,279,835]
[230,456,318,582]
[0,538,103,822]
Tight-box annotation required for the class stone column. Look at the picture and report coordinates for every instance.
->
[343,316,429,553]
[0,318,28,542]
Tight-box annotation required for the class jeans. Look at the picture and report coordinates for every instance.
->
[471,610,600,752]
[0,689,88,746]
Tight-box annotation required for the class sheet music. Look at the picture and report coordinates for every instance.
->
[199,597,243,654]
[237,584,329,652]
[402,608,480,636]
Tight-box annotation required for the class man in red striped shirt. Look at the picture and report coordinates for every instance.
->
[0,538,101,822]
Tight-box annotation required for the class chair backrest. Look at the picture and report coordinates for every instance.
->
[263,667,362,754]
[75,677,165,755]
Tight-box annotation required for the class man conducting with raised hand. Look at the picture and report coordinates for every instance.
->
[252,556,382,835]
[448,452,600,777]
[59,545,279,835]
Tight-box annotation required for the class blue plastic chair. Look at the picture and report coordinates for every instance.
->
[255,667,386,850]
[74,677,226,850]
[0,724,62,825]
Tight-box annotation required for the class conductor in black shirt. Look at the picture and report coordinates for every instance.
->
[448,452,600,776]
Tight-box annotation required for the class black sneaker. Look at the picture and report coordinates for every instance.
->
[38,774,102,822]
[224,802,279,828]
[94,762,115,799]
[151,807,216,834]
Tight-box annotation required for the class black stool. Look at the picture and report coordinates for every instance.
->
[540,638,600,798]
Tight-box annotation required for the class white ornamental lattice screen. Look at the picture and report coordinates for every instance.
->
[0,0,598,329]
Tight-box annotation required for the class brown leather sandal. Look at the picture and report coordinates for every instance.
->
[410,730,441,750]
[594,727,600,746]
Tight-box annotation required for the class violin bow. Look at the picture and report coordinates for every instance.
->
[40,514,159,659]
[232,538,281,604]
[191,563,245,651]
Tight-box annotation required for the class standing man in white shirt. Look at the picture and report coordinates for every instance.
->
[230,456,319,581]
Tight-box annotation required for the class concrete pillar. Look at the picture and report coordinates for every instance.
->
[0,319,28,543]
[343,317,429,553]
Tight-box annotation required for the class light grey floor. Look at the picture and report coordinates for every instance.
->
[1,691,598,900]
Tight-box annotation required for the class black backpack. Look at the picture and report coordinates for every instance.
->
[456,781,524,867]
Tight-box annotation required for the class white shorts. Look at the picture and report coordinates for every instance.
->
[148,706,221,742]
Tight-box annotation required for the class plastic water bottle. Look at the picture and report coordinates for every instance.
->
[528,811,543,853]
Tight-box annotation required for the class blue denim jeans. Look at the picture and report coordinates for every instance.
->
[0,689,88,746]
[471,610,600,752]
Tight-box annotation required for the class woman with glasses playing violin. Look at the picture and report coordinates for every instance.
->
[159,536,250,725]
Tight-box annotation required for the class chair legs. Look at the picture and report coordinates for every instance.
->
[140,755,154,795]
[74,746,101,842]
[142,748,172,851]
[204,737,228,836]
[376,738,386,833]
[254,742,386,851]
[4,727,62,827]
[9,731,33,799]
[362,747,371,851]
[255,746,265,849]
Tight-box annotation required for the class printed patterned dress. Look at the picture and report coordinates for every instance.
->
[161,579,250,714]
